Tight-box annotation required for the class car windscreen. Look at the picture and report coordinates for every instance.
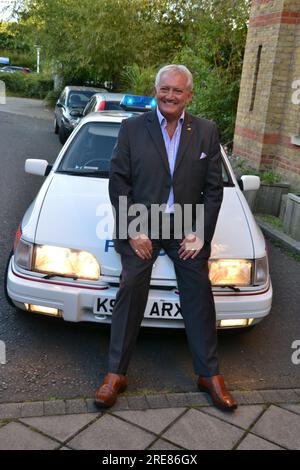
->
[57,120,232,182]
[57,121,121,177]
[67,91,98,108]
[222,161,231,186]
[105,102,123,111]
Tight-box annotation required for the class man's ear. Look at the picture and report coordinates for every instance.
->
[188,91,194,103]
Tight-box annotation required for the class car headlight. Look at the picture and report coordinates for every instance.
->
[69,118,79,126]
[33,244,100,281]
[208,259,253,286]
[253,256,269,286]
[14,238,34,270]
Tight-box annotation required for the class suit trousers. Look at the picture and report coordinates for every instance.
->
[108,235,220,377]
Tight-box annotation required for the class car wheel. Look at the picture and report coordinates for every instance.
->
[4,250,15,307]
[54,117,59,134]
[58,122,67,144]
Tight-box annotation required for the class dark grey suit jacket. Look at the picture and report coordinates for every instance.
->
[109,110,223,252]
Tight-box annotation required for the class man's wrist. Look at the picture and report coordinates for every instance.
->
[130,234,149,241]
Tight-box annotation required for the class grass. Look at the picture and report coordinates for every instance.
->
[0,419,11,427]
[256,214,284,231]
[270,239,300,263]
[255,215,300,263]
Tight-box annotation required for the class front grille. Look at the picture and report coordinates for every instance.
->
[108,282,176,291]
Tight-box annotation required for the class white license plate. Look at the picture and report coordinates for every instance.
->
[93,297,183,319]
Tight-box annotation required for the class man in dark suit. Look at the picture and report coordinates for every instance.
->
[95,65,237,411]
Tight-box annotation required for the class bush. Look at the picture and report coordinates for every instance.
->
[259,171,281,185]
[172,47,241,146]
[0,72,53,99]
[25,75,53,99]
[120,64,156,96]
[44,89,61,108]
[229,157,282,183]
[0,71,25,94]
[0,49,36,70]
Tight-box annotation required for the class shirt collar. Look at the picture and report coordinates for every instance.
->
[156,107,185,127]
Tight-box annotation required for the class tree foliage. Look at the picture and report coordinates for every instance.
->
[10,0,201,83]
[6,0,250,142]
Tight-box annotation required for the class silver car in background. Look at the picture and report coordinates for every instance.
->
[54,85,107,144]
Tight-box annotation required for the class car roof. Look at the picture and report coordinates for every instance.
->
[2,65,23,69]
[92,92,125,101]
[65,86,107,93]
[79,110,140,124]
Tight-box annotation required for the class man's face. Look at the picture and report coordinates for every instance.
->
[155,71,193,121]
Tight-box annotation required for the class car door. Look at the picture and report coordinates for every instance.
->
[56,89,67,127]
[83,96,97,117]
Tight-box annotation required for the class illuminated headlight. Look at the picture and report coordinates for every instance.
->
[33,245,100,281]
[209,259,252,286]
[254,256,268,286]
[219,319,254,328]
[25,304,62,317]
[14,239,34,270]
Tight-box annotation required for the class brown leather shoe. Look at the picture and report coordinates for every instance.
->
[95,373,128,408]
[198,375,237,411]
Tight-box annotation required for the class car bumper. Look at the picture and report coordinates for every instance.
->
[7,258,273,329]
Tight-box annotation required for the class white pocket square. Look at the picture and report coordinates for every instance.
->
[199,152,207,160]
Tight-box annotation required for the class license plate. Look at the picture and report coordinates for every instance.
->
[93,297,183,319]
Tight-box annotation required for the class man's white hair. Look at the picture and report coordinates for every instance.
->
[155,64,194,91]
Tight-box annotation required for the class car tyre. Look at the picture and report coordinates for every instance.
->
[54,117,59,134]
[58,122,67,144]
[4,250,15,307]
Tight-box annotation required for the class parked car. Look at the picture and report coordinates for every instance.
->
[6,96,272,330]
[0,66,31,74]
[54,86,107,144]
[72,93,124,129]
[82,93,125,115]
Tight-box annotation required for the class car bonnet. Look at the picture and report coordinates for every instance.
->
[34,176,254,281]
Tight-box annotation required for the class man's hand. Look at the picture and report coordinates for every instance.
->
[129,234,153,260]
[178,234,204,260]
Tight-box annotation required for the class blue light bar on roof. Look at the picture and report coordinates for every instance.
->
[120,95,157,112]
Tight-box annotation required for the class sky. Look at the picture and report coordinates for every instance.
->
[0,0,15,22]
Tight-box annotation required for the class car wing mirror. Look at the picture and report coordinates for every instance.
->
[25,159,52,176]
[239,175,260,191]
[70,108,83,117]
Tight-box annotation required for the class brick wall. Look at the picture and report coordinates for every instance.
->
[233,0,300,190]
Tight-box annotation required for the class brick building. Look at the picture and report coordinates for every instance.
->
[233,0,300,190]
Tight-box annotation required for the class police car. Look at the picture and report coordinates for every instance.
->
[6,96,272,329]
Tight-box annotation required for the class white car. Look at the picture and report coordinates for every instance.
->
[6,105,273,330]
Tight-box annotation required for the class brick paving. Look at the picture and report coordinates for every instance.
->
[0,389,299,450]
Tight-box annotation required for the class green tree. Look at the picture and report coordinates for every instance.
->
[9,0,250,139]
[175,0,250,144]
[12,0,200,86]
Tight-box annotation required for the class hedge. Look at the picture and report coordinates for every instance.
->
[0,72,53,99]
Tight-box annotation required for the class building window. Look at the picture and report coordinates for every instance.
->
[250,45,262,112]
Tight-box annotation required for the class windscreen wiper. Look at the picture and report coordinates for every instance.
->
[56,170,108,177]
[42,273,79,281]
[218,285,241,292]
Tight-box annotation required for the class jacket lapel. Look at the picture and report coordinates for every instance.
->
[174,112,195,173]
[146,111,170,175]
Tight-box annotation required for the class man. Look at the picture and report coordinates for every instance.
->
[95,64,237,411]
